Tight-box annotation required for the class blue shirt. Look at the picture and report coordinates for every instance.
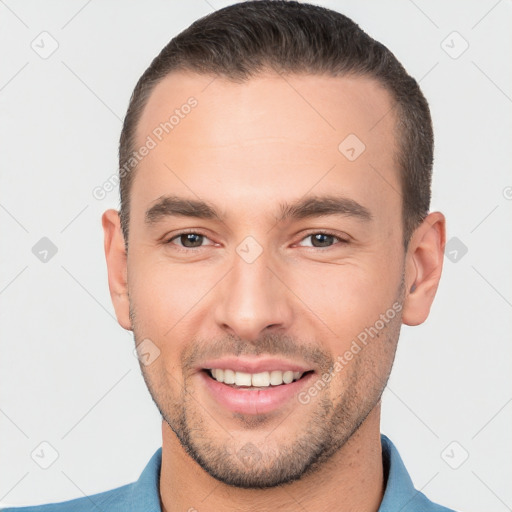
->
[2,435,456,511]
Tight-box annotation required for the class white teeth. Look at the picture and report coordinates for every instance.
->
[269,370,283,385]
[251,371,270,387]
[209,368,305,386]
[223,369,235,384]
[282,371,294,384]
[235,371,252,386]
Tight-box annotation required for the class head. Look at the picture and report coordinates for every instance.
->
[103,0,445,489]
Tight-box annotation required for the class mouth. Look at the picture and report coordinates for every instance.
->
[204,368,313,388]
[198,362,316,415]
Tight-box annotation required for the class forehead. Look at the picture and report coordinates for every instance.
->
[132,71,400,221]
[136,70,397,147]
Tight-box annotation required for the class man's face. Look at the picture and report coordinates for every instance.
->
[124,71,406,487]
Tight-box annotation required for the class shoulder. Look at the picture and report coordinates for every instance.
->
[1,448,162,512]
[0,482,133,512]
[394,490,459,512]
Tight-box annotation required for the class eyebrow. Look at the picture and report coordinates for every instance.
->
[145,196,222,225]
[144,194,372,226]
[277,195,372,223]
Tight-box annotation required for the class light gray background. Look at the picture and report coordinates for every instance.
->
[1,1,511,510]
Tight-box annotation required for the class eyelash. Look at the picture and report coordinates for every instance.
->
[164,229,349,253]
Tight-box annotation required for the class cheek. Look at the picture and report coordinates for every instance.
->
[129,264,195,392]
[286,252,402,345]
[128,256,215,334]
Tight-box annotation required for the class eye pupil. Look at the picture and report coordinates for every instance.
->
[181,233,203,247]
[311,233,334,247]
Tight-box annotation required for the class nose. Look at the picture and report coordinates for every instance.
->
[213,248,294,342]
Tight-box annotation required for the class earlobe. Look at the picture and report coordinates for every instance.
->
[102,209,132,331]
[402,212,446,326]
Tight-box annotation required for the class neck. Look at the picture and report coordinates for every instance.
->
[159,406,384,512]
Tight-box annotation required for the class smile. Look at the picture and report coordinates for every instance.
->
[200,364,315,415]
[208,368,305,387]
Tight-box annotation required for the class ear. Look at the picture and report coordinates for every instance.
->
[102,209,132,331]
[402,211,446,326]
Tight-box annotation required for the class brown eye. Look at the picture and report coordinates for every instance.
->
[164,231,216,252]
[310,233,336,247]
[298,232,346,248]
[177,233,204,248]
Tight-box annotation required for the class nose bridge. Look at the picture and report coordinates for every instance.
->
[214,244,292,340]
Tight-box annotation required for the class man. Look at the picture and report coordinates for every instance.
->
[4,1,454,511]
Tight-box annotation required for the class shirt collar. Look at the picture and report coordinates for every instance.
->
[129,447,163,511]
[378,434,419,511]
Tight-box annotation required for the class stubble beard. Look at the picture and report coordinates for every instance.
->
[129,280,404,489]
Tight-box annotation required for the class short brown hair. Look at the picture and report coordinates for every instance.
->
[119,0,433,248]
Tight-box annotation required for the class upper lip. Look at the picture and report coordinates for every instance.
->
[199,356,313,374]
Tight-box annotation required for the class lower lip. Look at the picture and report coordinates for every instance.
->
[199,370,315,415]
